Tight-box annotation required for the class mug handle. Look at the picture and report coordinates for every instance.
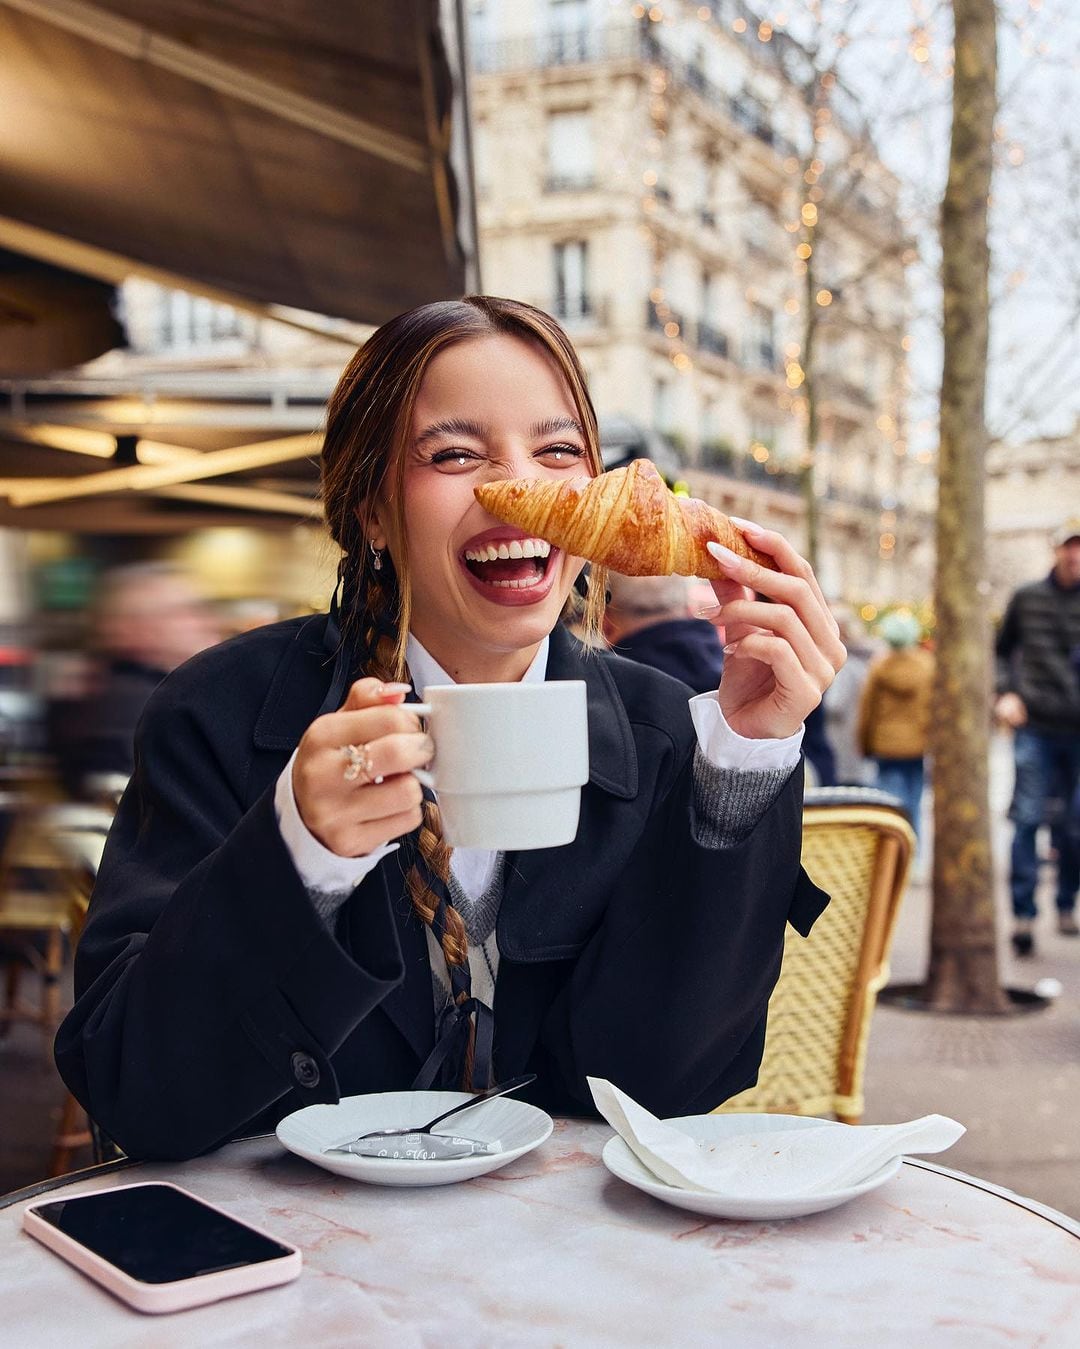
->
[409,703,435,789]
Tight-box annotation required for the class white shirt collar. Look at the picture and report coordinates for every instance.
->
[405,633,549,695]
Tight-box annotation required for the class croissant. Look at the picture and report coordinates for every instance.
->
[474,459,776,578]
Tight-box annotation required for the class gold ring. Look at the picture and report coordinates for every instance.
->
[341,742,375,784]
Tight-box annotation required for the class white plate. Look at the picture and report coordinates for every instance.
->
[602,1113,903,1220]
[276,1090,553,1187]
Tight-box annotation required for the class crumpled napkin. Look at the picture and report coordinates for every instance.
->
[588,1078,965,1198]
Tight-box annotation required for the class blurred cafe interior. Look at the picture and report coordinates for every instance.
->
[0,0,477,1187]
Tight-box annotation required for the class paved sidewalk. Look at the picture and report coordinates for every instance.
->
[862,734,1080,1221]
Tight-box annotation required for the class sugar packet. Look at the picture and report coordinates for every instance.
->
[327,1132,502,1160]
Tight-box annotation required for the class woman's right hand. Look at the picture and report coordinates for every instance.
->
[292,678,433,857]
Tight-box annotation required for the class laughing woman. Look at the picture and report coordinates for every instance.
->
[56,298,841,1160]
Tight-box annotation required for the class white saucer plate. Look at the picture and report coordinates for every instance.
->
[276,1090,553,1187]
[601,1113,902,1220]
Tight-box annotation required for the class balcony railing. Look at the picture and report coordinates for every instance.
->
[698,322,730,359]
[544,173,597,193]
[698,444,804,494]
[645,301,688,337]
[472,23,800,163]
[553,294,612,326]
[743,341,780,373]
[471,26,640,73]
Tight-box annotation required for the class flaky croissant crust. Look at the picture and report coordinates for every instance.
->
[474,459,776,577]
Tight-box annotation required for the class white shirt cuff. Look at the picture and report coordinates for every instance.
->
[688,692,804,772]
[274,750,398,895]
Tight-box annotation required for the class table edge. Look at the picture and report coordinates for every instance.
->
[3,1140,1078,1242]
[901,1157,1080,1239]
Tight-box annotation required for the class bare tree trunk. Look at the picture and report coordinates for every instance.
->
[925,0,1009,1012]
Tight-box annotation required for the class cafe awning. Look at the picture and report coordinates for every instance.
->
[0,249,124,377]
[0,0,478,330]
[0,0,479,530]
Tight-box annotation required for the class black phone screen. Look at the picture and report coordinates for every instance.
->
[31,1184,294,1284]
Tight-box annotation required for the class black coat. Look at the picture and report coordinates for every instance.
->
[55,614,828,1161]
[995,572,1080,733]
[611,617,725,694]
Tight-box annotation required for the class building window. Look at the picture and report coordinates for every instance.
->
[695,158,716,227]
[546,109,594,191]
[545,0,590,62]
[750,419,779,452]
[698,272,728,358]
[746,303,777,370]
[745,198,777,257]
[653,377,674,434]
[553,240,590,319]
[157,290,244,350]
[731,90,773,146]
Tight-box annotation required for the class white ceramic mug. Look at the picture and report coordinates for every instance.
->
[411,681,588,850]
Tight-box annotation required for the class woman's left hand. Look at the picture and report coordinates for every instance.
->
[703,519,847,740]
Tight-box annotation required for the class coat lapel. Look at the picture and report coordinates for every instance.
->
[361,854,436,1064]
[498,626,639,962]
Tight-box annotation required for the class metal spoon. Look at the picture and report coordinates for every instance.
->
[331,1073,536,1148]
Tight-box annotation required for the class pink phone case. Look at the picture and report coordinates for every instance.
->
[22,1181,302,1314]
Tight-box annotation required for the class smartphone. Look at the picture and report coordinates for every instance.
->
[22,1181,301,1314]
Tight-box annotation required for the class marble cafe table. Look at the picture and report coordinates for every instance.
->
[2,1119,1078,1347]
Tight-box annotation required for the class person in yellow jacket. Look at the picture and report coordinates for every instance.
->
[857,612,935,843]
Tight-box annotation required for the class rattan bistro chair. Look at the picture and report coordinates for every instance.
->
[715,788,916,1124]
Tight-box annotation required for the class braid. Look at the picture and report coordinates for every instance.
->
[347,547,471,989]
[407,800,469,973]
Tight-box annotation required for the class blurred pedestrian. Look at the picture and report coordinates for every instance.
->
[71,563,220,793]
[823,603,877,786]
[995,518,1080,957]
[857,611,934,841]
[603,571,724,693]
[802,702,837,788]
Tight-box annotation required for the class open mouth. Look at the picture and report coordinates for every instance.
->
[462,536,553,591]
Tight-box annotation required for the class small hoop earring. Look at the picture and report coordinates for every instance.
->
[369,541,383,573]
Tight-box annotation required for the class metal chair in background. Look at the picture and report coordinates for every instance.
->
[0,795,75,1057]
[715,787,916,1124]
[0,793,116,1175]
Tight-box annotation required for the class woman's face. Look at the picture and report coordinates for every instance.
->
[373,334,592,682]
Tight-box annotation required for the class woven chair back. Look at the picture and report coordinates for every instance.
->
[715,798,915,1123]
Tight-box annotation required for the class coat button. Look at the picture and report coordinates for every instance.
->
[290,1051,320,1089]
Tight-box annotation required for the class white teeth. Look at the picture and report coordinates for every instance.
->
[488,573,543,590]
[464,538,550,563]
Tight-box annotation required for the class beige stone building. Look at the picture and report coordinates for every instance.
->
[468,0,931,603]
[986,418,1080,615]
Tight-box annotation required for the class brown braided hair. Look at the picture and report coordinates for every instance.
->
[320,297,606,1020]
